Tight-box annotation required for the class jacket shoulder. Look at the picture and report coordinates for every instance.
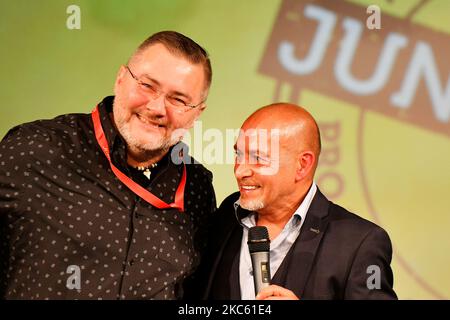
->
[2,113,90,142]
[326,200,392,244]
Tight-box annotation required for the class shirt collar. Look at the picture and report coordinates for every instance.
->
[292,182,317,227]
[97,95,120,147]
[97,96,128,169]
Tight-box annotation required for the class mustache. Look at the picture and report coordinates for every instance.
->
[237,180,260,185]
[137,112,168,127]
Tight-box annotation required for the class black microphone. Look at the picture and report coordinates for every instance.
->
[247,226,271,295]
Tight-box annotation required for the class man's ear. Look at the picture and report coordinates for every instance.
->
[196,103,207,117]
[198,103,207,113]
[186,103,207,129]
[114,65,126,95]
[295,151,315,182]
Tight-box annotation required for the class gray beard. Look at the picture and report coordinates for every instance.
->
[239,198,265,211]
[113,100,174,158]
[117,116,171,150]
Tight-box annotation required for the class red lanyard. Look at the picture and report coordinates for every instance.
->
[91,105,186,212]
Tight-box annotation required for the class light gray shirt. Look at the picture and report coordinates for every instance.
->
[236,183,317,300]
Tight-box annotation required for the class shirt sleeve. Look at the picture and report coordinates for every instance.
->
[0,126,27,215]
[196,169,217,253]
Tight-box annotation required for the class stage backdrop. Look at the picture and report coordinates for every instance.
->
[1,0,449,299]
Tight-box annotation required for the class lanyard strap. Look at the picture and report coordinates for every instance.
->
[91,105,186,212]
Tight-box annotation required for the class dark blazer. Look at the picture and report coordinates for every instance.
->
[194,189,397,300]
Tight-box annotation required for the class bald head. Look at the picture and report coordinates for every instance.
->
[235,103,322,213]
[242,103,321,161]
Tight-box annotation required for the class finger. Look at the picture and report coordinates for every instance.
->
[262,290,299,300]
[256,285,299,300]
[264,296,296,300]
[255,285,279,300]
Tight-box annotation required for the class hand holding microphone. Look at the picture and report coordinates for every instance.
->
[255,285,299,300]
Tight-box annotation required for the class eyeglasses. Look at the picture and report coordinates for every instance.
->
[125,65,204,112]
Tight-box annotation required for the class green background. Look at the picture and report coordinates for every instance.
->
[1,0,449,299]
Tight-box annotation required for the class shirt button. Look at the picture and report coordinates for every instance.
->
[128,259,135,266]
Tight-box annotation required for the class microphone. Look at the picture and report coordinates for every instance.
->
[247,226,271,295]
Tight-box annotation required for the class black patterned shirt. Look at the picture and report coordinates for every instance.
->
[0,96,216,299]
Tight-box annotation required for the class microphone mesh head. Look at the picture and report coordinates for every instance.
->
[247,226,270,253]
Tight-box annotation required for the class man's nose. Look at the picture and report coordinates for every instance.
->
[145,95,167,116]
[234,162,253,179]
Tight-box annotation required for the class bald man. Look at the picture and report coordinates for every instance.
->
[195,103,397,300]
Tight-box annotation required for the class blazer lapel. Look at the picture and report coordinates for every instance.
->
[204,197,248,299]
[204,218,236,298]
[272,189,331,298]
[227,227,243,299]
